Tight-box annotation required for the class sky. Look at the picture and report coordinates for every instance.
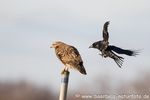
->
[0,0,150,93]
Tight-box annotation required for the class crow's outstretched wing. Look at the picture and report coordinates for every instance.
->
[109,45,138,56]
[103,21,109,42]
[104,50,124,68]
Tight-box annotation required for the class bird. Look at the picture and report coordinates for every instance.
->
[50,41,87,75]
[89,21,139,68]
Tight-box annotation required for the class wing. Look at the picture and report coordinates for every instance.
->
[106,50,124,68]
[102,21,109,42]
[56,45,82,66]
[55,44,86,75]
[109,45,139,56]
[62,46,87,74]
[66,46,83,64]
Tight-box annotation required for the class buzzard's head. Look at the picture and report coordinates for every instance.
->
[50,41,65,48]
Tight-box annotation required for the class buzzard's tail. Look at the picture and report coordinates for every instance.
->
[79,66,87,75]
[77,62,87,75]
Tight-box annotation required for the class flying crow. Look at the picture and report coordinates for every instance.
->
[89,21,138,68]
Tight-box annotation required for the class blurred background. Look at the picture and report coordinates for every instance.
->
[0,0,150,100]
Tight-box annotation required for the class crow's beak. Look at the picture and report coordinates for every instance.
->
[89,45,93,48]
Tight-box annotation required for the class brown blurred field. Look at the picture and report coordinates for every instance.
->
[0,72,150,100]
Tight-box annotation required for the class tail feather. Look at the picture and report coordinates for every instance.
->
[131,50,140,56]
[109,45,140,56]
[77,63,87,75]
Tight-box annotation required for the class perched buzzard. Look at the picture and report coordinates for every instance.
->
[51,41,87,75]
[89,21,138,68]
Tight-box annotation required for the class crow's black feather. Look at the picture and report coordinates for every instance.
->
[108,45,138,56]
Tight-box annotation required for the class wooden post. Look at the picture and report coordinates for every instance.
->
[59,71,70,100]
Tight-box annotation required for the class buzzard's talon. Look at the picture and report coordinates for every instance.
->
[61,67,65,75]
[61,70,65,75]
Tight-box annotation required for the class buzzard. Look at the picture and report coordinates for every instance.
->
[51,41,87,75]
[89,21,138,68]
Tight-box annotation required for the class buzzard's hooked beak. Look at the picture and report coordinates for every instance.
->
[89,45,93,48]
[50,45,53,48]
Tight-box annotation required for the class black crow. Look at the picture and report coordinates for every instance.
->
[89,21,138,68]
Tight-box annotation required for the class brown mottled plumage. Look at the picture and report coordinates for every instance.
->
[50,41,87,75]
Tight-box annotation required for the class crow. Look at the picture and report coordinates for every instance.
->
[89,21,138,68]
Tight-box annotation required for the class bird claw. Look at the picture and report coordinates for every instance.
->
[61,67,65,75]
[99,53,102,56]
[61,70,65,75]
[99,53,107,58]
[61,66,69,75]
[99,53,104,58]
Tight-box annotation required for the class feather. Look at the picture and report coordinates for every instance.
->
[51,41,87,75]
[103,21,109,42]
[109,45,139,56]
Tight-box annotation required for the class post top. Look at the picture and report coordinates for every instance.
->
[62,70,70,76]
